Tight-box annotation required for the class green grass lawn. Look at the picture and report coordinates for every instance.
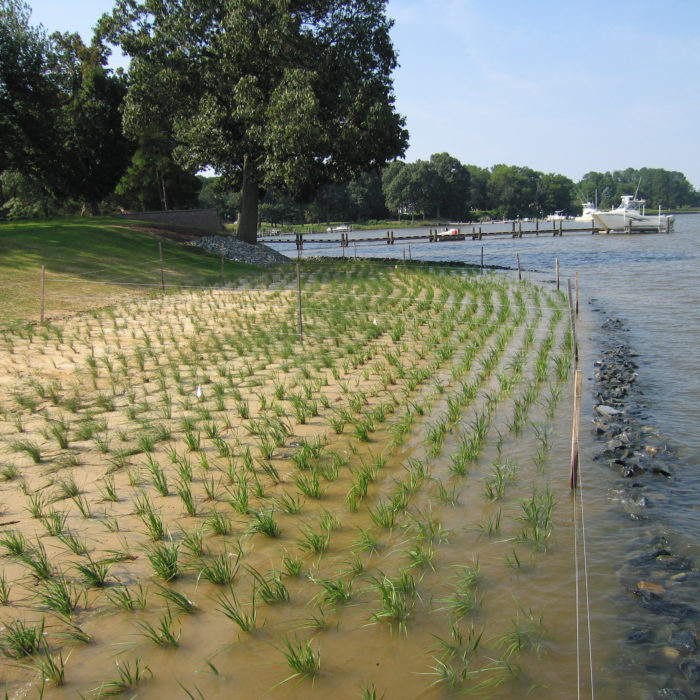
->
[0,217,258,325]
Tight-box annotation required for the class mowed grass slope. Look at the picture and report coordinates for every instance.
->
[0,217,260,325]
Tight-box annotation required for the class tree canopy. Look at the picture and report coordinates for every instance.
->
[99,0,408,242]
[1,0,133,214]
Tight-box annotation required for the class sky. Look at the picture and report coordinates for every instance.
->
[25,0,700,189]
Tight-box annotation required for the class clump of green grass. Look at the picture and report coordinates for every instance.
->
[217,585,257,633]
[197,551,239,585]
[278,636,321,684]
[93,657,153,696]
[0,617,45,658]
[135,610,181,647]
[246,566,289,604]
[249,510,281,538]
[10,439,41,463]
[146,541,180,581]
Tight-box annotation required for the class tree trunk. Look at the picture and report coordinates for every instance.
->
[237,155,259,244]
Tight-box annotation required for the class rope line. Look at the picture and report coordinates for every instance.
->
[579,449,595,698]
[574,471,581,699]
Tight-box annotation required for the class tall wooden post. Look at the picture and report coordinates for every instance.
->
[569,370,583,489]
[481,246,484,273]
[556,258,560,290]
[39,265,45,324]
[516,252,521,281]
[158,242,165,294]
[567,278,578,365]
[575,271,579,316]
[296,248,303,345]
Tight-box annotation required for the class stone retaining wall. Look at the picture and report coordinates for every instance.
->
[117,208,224,233]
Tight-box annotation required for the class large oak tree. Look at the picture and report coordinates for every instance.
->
[100,0,408,243]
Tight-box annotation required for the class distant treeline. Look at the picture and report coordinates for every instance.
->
[2,3,698,226]
[200,159,700,225]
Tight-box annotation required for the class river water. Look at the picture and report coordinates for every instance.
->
[269,215,700,698]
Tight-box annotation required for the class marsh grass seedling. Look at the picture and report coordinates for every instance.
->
[41,508,68,537]
[10,439,41,463]
[368,575,415,635]
[197,551,239,585]
[34,575,82,617]
[0,530,29,557]
[246,565,289,604]
[107,583,148,611]
[282,552,302,577]
[154,583,197,614]
[274,492,304,514]
[135,609,181,647]
[217,585,257,632]
[176,479,197,516]
[205,509,232,536]
[74,555,112,587]
[250,509,281,538]
[278,636,320,684]
[0,617,45,658]
[94,657,153,696]
[497,606,550,657]
[146,541,180,581]
[0,573,10,605]
[293,470,325,499]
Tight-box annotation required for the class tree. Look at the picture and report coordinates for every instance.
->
[537,173,575,215]
[116,127,201,211]
[50,33,133,214]
[430,152,470,220]
[488,165,540,219]
[0,1,62,181]
[464,164,490,211]
[100,0,408,243]
[383,160,441,220]
[347,170,388,221]
[1,3,132,214]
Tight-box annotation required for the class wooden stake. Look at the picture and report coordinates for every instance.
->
[481,245,484,272]
[575,271,579,316]
[567,278,578,365]
[158,241,165,293]
[39,265,45,324]
[570,370,583,489]
[556,257,560,290]
[296,248,303,344]
[516,252,521,281]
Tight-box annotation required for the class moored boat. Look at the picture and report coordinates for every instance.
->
[574,201,599,222]
[436,227,465,240]
[592,195,674,233]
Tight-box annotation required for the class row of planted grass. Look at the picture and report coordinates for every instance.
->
[0,257,573,697]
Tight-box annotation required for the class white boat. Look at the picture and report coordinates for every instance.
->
[547,210,567,221]
[574,202,599,222]
[326,224,352,233]
[436,227,465,240]
[592,195,674,233]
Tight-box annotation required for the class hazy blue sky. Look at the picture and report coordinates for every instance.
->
[26,0,700,189]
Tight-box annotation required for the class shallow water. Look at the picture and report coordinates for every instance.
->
[270,215,700,696]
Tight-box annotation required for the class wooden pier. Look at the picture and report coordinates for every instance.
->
[259,219,599,248]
